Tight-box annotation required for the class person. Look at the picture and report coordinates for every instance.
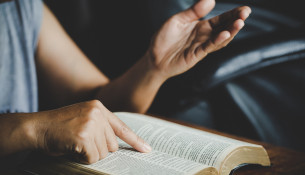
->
[0,0,251,164]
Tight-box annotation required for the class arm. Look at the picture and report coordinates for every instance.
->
[96,1,251,112]
[0,100,151,163]
[36,0,251,113]
[0,113,36,157]
[0,0,249,163]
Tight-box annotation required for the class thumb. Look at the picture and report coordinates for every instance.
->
[176,0,215,23]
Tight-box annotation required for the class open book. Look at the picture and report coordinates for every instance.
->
[23,112,270,175]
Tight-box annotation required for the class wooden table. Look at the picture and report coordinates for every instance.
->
[1,117,305,175]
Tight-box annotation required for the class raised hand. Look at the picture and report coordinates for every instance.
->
[146,0,251,79]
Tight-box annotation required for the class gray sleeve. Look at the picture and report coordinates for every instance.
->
[17,0,43,52]
[0,0,43,113]
[31,0,43,52]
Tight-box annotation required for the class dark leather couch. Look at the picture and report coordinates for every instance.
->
[44,0,305,152]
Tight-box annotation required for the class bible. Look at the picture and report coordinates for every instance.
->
[22,112,270,175]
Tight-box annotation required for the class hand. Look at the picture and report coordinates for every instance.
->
[34,100,151,164]
[146,0,251,79]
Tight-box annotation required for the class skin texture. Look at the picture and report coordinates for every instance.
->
[0,0,251,164]
[0,100,151,164]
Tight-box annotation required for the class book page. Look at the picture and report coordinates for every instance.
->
[82,146,211,175]
[115,112,262,170]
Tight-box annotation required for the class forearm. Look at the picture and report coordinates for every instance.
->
[96,52,167,113]
[0,113,38,157]
[0,101,151,163]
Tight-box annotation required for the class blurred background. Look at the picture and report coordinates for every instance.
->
[43,0,305,152]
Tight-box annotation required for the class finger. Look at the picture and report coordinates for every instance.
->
[95,133,108,160]
[218,19,244,48]
[213,31,231,46]
[108,114,152,153]
[240,7,251,21]
[208,6,251,30]
[193,30,230,59]
[228,19,245,36]
[175,0,215,23]
[105,122,119,152]
[77,141,100,164]
[193,16,243,46]
[94,124,103,159]
[194,18,245,58]
[212,19,244,47]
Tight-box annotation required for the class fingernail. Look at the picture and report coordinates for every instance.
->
[143,143,152,152]
[75,146,81,153]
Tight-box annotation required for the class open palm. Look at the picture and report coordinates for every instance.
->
[148,0,251,79]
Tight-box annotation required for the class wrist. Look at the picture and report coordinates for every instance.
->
[0,112,46,156]
[141,49,169,83]
[21,112,47,150]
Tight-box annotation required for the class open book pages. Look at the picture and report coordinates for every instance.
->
[76,112,270,175]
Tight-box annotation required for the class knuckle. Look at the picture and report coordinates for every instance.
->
[77,121,95,137]
[74,126,94,143]
[87,105,101,117]
[108,141,119,152]
[74,122,97,143]
[85,100,108,120]
[76,130,90,143]
[88,99,102,107]
[118,124,130,137]
[82,108,102,125]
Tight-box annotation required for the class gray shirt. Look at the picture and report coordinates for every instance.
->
[0,0,43,114]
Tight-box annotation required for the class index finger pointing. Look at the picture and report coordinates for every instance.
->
[107,113,152,153]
